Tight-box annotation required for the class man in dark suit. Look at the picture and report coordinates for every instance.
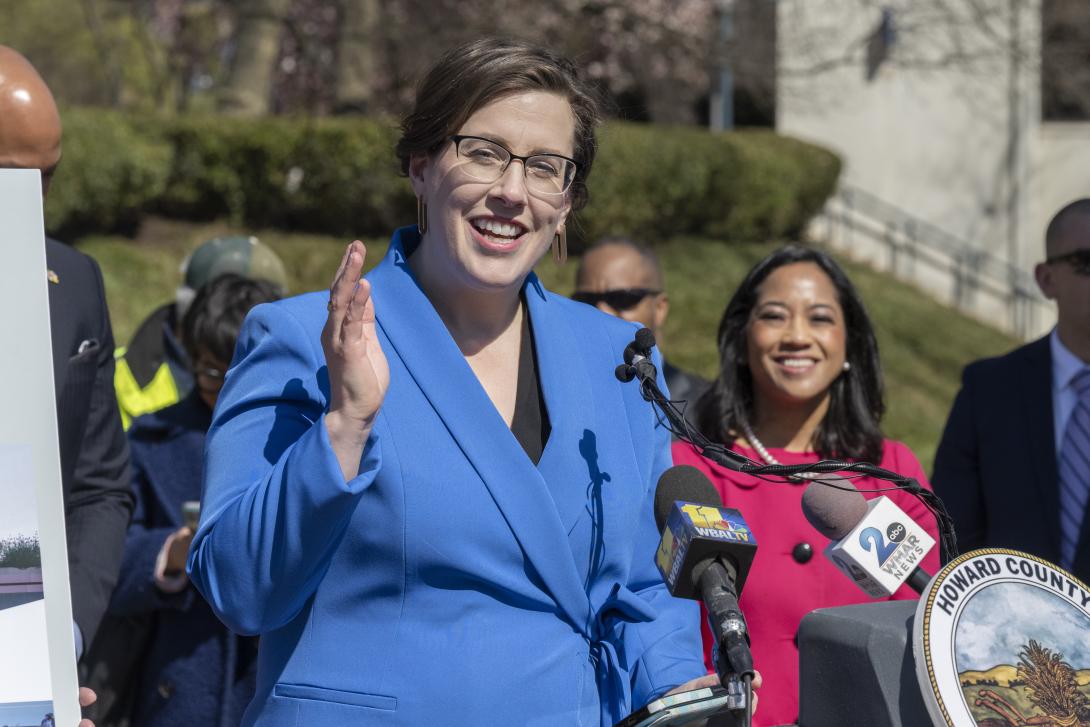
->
[573,236,709,405]
[0,44,133,670]
[933,199,1090,583]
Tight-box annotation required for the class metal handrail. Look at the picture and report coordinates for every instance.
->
[821,183,1048,337]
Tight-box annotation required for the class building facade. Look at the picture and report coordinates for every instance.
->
[776,0,1090,338]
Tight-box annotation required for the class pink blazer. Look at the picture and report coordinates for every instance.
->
[671,439,942,727]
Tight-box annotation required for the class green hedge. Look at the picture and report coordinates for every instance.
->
[49,111,840,245]
[47,109,172,236]
[147,115,412,235]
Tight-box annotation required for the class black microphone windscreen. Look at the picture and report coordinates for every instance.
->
[635,327,656,353]
[801,478,868,540]
[654,464,722,534]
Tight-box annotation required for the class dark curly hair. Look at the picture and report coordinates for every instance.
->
[395,38,602,211]
[181,273,282,364]
[693,245,886,463]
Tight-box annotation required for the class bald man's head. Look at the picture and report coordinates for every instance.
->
[1045,198,1090,259]
[0,46,61,192]
[573,237,669,339]
[576,237,664,291]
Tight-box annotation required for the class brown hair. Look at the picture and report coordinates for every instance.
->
[395,38,602,211]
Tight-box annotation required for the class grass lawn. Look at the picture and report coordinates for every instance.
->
[77,218,1024,471]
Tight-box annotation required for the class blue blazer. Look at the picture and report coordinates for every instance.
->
[188,228,703,726]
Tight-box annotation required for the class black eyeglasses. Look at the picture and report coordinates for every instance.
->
[449,135,577,197]
[1047,249,1090,275]
[571,288,661,311]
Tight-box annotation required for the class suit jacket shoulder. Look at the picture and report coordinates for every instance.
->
[933,335,1058,563]
[960,336,1051,390]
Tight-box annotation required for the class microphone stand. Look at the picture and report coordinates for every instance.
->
[619,338,763,726]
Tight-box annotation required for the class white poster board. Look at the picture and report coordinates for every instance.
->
[0,169,80,727]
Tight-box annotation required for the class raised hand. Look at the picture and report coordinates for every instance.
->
[321,241,390,480]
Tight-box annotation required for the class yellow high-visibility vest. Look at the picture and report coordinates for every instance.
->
[114,346,180,430]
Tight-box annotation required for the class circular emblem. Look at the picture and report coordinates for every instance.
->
[885,521,907,544]
[913,548,1090,727]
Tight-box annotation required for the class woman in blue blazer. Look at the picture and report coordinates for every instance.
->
[188,39,709,726]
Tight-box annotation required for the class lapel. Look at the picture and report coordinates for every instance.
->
[1020,336,1060,550]
[523,275,598,536]
[368,228,591,632]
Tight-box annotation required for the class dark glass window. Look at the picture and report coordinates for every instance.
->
[1042,0,1090,121]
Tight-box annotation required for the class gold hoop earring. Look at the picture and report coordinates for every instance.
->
[417,197,428,234]
[552,229,567,265]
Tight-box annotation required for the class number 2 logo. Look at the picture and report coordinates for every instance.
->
[859,527,898,565]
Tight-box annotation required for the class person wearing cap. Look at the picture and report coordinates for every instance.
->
[113,235,288,428]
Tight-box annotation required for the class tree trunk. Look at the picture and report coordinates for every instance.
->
[334,0,379,114]
[219,0,293,116]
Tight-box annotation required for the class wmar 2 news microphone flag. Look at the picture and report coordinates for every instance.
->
[801,479,936,598]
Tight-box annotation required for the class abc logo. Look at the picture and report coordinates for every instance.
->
[886,522,906,544]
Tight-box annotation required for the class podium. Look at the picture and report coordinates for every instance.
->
[787,547,1090,727]
[798,601,933,727]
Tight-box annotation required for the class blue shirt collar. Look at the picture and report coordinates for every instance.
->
[1050,327,1088,391]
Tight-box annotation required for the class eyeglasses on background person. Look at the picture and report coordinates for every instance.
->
[449,134,577,197]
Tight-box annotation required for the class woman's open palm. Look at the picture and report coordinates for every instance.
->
[321,241,390,438]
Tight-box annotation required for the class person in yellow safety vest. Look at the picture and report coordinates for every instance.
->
[114,235,288,428]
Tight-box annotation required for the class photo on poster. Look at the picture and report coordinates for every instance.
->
[0,444,55,726]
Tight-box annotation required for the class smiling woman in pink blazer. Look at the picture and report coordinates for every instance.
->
[674,245,940,727]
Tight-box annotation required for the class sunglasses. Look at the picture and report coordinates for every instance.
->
[571,288,661,311]
[1047,249,1090,275]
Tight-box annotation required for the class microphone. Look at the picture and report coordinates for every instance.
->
[653,465,757,684]
[615,328,658,383]
[801,478,935,596]
[633,327,656,356]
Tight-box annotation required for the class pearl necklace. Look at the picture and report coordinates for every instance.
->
[739,419,816,482]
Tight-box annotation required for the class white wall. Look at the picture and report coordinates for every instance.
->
[1032,122,1090,253]
[776,0,1088,339]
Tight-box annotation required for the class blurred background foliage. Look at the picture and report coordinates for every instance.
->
[1,0,747,122]
[45,110,841,246]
